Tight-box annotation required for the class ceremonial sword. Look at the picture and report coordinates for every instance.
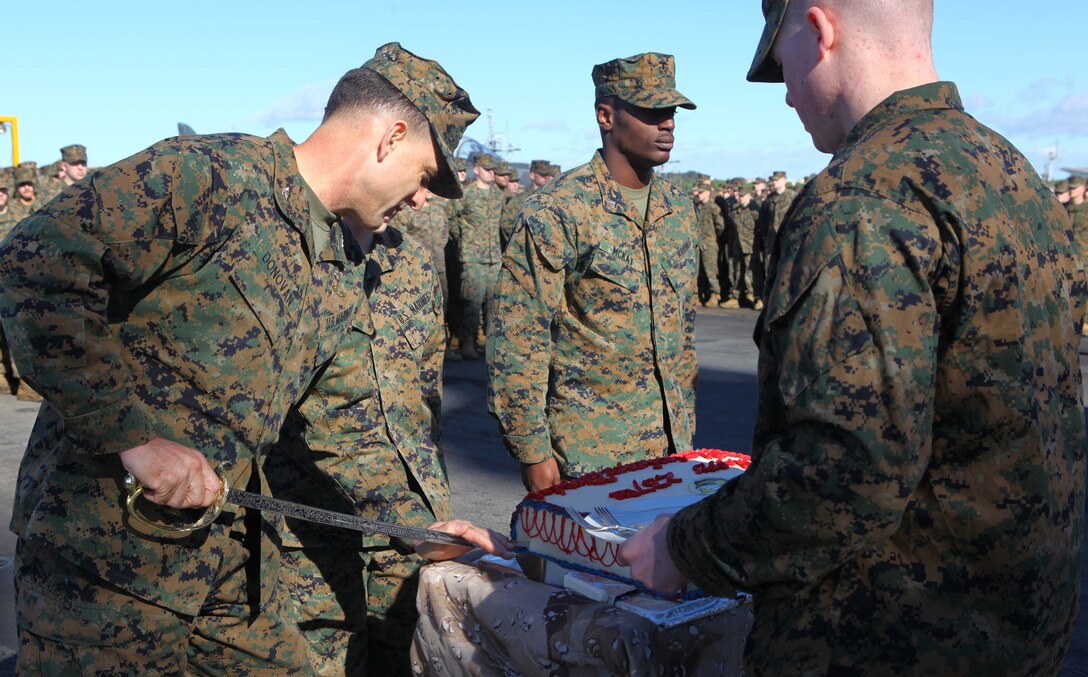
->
[124,462,472,547]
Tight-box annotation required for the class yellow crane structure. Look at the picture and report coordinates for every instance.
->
[0,116,20,165]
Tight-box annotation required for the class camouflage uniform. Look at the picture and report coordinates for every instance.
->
[35,162,64,205]
[5,162,40,227]
[1068,177,1088,273]
[36,144,88,204]
[695,190,726,303]
[266,227,450,677]
[3,129,361,674]
[500,184,526,249]
[488,53,698,476]
[451,166,504,355]
[1,42,478,674]
[751,175,794,301]
[487,151,698,475]
[668,82,1086,675]
[724,182,759,305]
[501,160,555,249]
[396,196,451,321]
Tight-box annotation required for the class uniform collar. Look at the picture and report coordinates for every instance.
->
[591,150,674,226]
[269,128,348,265]
[363,227,406,292]
[837,81,963,160]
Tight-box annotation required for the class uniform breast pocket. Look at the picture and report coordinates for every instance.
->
[584,246,639,294]
[314,307,353,365]
[397,310,438,351]
[226,248,301,347]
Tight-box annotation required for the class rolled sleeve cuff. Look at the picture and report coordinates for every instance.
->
[63,395,157,456]
[502,432,553,465]
[667,498,739,598]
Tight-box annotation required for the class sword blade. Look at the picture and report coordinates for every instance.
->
[225,488,472,547]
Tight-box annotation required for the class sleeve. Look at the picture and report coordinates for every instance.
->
[420,260,445,446]
[668,195,941,597]
[681,249,699,414]
[676,202,700,416]
[448,194,464,241]
[486,198,574,464]
[0,141,225,455]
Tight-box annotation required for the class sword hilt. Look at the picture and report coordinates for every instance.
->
[124,461,231,534]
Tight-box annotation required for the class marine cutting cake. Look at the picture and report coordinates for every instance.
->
[511,449,750,599]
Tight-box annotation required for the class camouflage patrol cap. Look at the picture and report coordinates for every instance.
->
[494,162,515,177]
[1070,176,1087,189]
[473,153,497,170]
[748,0,790,83]
[13,162,37,185]
[40,161,62,179]
[361,42,480,199]
[771,170,787,180]
[1054,179,1070,193]
[529,159,551,174]
[60,144,87,164]
[547,163,561,176]
[592,53,696,110]
[451,156,467,172]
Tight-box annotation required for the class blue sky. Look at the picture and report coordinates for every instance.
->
[5,1,1086,182]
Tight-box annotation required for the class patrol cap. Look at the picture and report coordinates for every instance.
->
[547,163,562,176]
[592,52,696,110]
[529,159,551,174]
[771,170,787,180]
[361,42,480,200]
[61,144,87,164]
[494,162,514,177]
[748,0,790,83]
[1070,176,1087,189]
[473,153,498,170]
[13,162,37,185]
[1054,179,1070,193]
[451,156,467,172]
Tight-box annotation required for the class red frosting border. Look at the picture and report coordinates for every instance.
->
[523,449,751,501]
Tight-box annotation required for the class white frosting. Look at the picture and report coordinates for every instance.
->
[511,450,749,596]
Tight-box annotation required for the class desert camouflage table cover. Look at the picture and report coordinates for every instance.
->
[411,558,752,676]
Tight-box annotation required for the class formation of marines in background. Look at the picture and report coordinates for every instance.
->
[5,139,1086,374]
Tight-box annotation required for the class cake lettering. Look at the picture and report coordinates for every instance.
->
[607,472,682,500]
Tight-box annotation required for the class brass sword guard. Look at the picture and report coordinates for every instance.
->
[124,461,232,534]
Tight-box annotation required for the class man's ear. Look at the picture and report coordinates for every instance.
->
[377,120,410,162]
[806,6,837,61]
[596,101,614,133]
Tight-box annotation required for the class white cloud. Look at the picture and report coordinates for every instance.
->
[248,82,335,127]
[995,90,1088,138]
[1017,77,1074,100]
[963,93,992,112]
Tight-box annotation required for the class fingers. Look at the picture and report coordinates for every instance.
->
[119,438,220,509]
[418,519,515,561]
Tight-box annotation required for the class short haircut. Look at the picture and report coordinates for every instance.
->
[323,67,428,130]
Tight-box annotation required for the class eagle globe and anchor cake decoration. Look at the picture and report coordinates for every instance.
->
[510,449,751,600]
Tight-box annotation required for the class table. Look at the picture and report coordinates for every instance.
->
[410,556,752,676]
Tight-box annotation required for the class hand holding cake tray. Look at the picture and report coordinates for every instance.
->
[510,449,751,599]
